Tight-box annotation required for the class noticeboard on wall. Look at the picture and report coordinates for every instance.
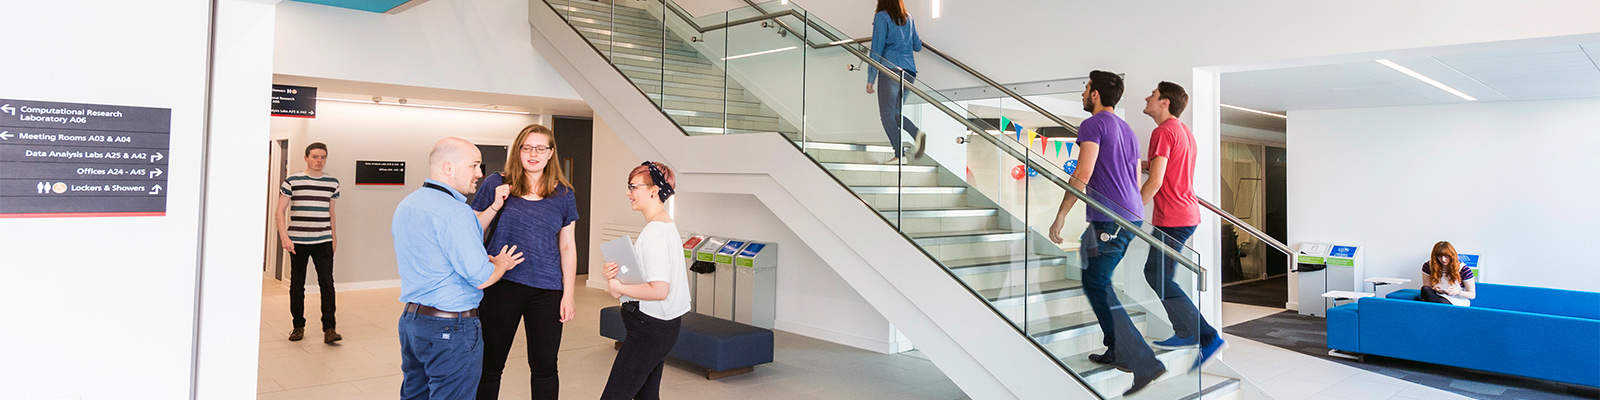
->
[354,160,405,186]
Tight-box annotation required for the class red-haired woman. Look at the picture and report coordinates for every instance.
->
[600,161,689,400]
[1419,241,1476,306]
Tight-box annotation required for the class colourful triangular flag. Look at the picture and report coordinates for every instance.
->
[1053,140,1063,157]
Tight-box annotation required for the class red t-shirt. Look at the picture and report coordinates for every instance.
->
[1148,118,1199,227]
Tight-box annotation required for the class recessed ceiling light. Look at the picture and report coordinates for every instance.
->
[1220,104,1287,119]
[1376,59,1478,101]
[317,97,532,115]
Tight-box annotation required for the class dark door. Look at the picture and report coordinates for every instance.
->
[1264,146,1288,276]
[554,116,594,275]
[470,144,510,205]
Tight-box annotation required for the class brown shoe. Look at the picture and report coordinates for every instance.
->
[288,327,304,342]
[323,329,343,344]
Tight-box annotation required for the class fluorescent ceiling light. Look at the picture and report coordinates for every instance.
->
[722,46,797,61]
[1375,59,1478,101]
[931,0,941,19]
[316,97,533,115]
[1220,104,1287,119]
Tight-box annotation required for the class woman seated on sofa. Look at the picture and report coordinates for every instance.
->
[1420,241,1476,306]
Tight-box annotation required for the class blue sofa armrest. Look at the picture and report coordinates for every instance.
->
[1386,289,1420,301]
[1327,303,1359,352]
[1358,297,1600,387]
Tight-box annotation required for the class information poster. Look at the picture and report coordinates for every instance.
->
[0,98,171,218]
[355,160,406,185]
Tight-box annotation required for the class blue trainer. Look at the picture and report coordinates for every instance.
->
[1192,337,1227,372]
[1151,335,1198,349]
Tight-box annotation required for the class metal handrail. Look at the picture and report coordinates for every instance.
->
[639,0,1209,285]
[1200,198,1292,255]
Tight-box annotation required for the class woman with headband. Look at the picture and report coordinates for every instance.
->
[600,161,689,400]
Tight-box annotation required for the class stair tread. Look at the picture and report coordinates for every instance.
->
[1024,307,1146,339]
[910,228,1023,239]
[1060,345,1186,379]
[976,278,1083,301]
[942,253,1071,268]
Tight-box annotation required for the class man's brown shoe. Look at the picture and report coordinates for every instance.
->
[323,329,343,344]
[288,328,304,342]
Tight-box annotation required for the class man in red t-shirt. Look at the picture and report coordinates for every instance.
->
[1138,82,1224,370]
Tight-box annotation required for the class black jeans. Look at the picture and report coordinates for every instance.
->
[1418,286,1453,304]
[477,281,564,400]
[1143,225,1220,346]
[289,242,336,330]
[600,301,682,400]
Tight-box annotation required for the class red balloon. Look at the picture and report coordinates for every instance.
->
[1011,164,1026,180]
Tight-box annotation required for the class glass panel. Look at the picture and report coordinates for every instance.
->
[723,6,804,138]
[653,6,725,134]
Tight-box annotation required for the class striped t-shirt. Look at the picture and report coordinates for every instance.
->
[280,172,341,244]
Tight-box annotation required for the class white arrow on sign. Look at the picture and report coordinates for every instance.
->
[149,185,163,195]
[0,131,11,140]
[0,104,13,116]
[150,168,163,178]
[151,152,164,163]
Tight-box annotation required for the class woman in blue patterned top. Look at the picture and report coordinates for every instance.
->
[470,124,580,400]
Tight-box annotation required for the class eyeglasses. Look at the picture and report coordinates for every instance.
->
[520,145,553,155]
[627,183,653,191]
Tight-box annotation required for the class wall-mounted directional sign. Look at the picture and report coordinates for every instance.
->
[0,98,171,218]
[271,84,317,118]
[355,160,406,185]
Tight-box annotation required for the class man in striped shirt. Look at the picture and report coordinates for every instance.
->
[276,142,343,343]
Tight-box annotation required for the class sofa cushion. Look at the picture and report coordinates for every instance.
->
[1473,284,1600,321]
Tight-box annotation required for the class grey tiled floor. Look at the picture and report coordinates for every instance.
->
[257,276,966,399]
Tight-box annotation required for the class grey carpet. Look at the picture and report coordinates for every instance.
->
[1222,310,1598,400]
[1221,275,1288,308]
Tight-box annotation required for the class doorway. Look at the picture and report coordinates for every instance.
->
[264,139,290,281]
[1219,140,1289,308]
[553,116,593,275]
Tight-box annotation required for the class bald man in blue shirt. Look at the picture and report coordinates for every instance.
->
[393,137,525,399]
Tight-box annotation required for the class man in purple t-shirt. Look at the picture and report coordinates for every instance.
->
[1048,70,1165,395]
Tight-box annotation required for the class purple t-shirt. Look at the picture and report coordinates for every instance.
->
[471,173,580,291]
[1076,111,1144,222]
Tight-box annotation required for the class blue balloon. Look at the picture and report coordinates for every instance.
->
[1063,160,1078,174]
[1026,167,1038,177]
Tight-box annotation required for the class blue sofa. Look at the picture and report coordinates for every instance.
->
[1327,283,1600,387]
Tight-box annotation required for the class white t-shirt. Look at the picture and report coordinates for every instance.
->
[623,221,690,320]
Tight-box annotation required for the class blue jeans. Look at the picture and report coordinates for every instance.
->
[876,70,921,157]
[1143,225,1220,346]
[400,310,484,400]
[1081,221,1163,375]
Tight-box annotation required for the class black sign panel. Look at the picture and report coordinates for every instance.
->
[355,160,405,185]
[271,84,317,118]
[0,98,171,218]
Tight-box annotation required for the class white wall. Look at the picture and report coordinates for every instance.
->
[269,100,540,285]
[1222,123,1286,146]
[1289,98,1600,296]
[584,118,908,353]
[274,0,580,101]
[195,1,279,398]
[0,1,213,398]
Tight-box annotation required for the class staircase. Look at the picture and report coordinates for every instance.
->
[536,0,1240,398]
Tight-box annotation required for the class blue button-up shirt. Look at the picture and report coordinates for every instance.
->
[393,179,495,312]
[866,10,921,84]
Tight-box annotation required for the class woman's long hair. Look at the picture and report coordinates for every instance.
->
[875,0,908,26]
[1425,241,1463,287]
[504,124,572,198]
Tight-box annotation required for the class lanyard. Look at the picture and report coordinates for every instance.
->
[423,182,452,196]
